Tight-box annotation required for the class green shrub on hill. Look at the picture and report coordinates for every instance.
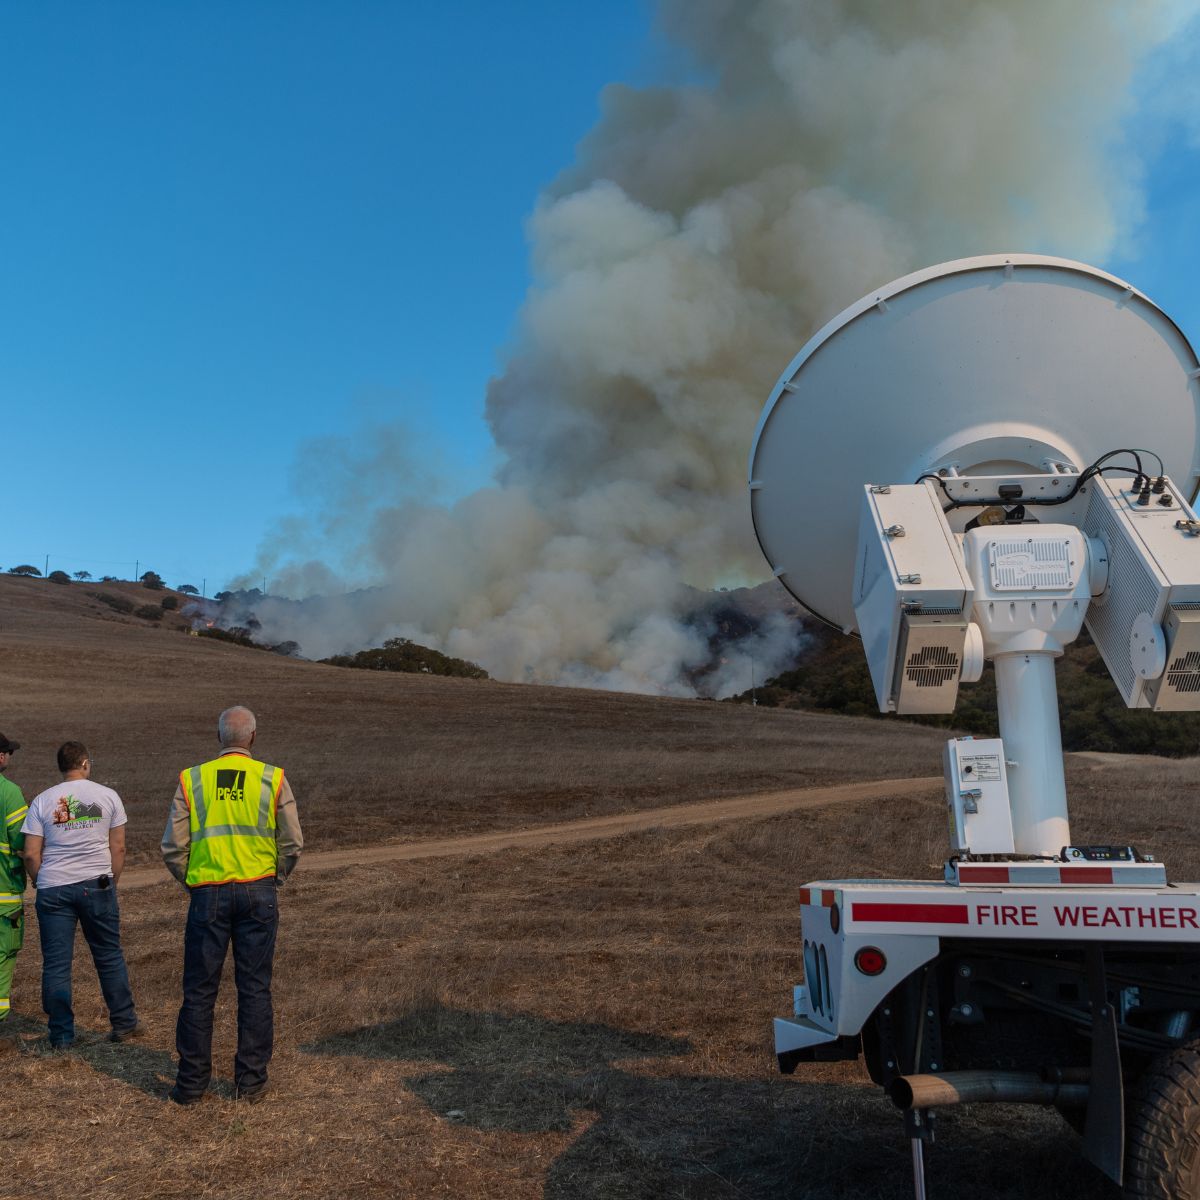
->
[322,637,488,679]
[196,627,298,656]
[161,595,179,611]
[198,626,258,648]
[136,604,163,621]
[91,592,135,614]
[47,570,71,585]
[8,565,40,577]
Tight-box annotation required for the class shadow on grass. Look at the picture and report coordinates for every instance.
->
[303,1004,1121,1200]
[9,1011,232,1102]
[305,1005,688,1133]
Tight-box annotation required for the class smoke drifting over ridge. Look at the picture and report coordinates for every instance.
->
[245,0,1193,696]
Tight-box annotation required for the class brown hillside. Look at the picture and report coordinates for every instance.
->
[0,572,1191,1197]
[0,571,949,863]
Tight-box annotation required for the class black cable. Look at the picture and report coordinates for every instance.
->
[917,449,1161,513]
[1121,447,1165,476]
[915,473,958,505]
[1091,449,1144,479]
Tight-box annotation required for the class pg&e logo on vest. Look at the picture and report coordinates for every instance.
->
[215,769,247,809]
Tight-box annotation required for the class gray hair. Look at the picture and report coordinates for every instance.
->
[218,706,257,748]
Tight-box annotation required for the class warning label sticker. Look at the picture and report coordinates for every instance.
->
[959,754,1001,782]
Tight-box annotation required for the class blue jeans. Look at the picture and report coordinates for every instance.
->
[175,880,278,1097]
[35,878,137,1046]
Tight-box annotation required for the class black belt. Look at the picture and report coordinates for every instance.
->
[36,875,114,891]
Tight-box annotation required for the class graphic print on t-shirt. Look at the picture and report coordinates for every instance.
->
[22,778,128,889]
[52,794,104,825]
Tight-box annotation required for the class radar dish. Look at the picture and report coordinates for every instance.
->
[749,254,1200,633]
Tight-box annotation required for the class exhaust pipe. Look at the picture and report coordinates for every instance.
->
[888,1070,1089,1110]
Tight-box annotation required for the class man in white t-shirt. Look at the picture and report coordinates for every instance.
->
[21,741,142,1049]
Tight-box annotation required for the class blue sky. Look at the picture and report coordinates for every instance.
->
[0,0,660,590]
[2,3,1200,593]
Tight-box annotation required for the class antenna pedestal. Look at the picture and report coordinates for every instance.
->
[994,652,1070,856]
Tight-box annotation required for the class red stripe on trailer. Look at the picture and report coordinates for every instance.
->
[958,866,1011,883]
[852,903,970,924]
[799,888,811,906]
[820,892,836,908]
[1060,866,1114,885]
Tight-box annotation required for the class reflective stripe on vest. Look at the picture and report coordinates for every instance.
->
[181,756,281,886]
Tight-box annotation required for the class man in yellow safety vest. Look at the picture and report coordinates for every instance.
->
[161,705,303,1105]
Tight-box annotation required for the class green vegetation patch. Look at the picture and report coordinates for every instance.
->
[90,591,135,614]
[196,626,299,656]
[323,637,488,679]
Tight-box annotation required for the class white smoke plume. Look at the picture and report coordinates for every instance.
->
[243,0,1195,695]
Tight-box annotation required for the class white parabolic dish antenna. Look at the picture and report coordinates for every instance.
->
[749,253,1200,633]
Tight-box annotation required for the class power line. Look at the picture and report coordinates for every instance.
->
[2,550,232,598]
[5,552,225,580]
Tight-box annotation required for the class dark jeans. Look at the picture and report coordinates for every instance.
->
[175,880,278,1097]
[36,878,137,1046]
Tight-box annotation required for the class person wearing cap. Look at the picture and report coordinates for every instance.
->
[0,734,27,1047]
[161,705,303,1105]
[22,741,142,1049]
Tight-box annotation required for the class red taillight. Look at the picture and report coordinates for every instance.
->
[855,947,887,976]
[829,902,840,933]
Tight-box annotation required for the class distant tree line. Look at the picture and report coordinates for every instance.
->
[4,564,203,593]
[729,623,1200,757]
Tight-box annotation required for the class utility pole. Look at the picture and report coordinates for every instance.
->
[43,554,49,578]
[202,578,206,599]
[751,658,757,707]
[134,559,139,582]
[262,576,267,596]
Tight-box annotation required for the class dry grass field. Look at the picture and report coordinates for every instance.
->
[0,573,948,862]
[1,573,1197,1198]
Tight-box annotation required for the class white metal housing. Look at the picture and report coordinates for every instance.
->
[1083,475,1200,709]
[854,483,973,713]
[944,737,1014,856]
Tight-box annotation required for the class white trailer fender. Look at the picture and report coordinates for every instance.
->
[775,889,941,1057]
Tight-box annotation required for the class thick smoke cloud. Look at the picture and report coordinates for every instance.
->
[244,0,1193,695]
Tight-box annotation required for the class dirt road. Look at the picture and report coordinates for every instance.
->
[120,775,942,891]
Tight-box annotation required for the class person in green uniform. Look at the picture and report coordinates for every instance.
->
[0,733,27,1048]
